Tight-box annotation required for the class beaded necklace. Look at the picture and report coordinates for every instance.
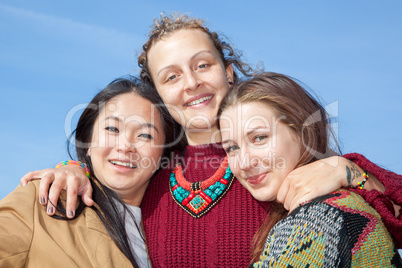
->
[169,156,234,219]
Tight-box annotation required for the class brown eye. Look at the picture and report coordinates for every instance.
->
[105,126,119,133]
[138,133,153,140]
[253,135,267,142]
[197,64,208,70]
[167,74,177,81]
[225,145,240,153]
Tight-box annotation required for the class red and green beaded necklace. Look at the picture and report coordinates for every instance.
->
[169,156,234,219]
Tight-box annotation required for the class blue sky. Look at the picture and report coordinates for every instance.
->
[0,0,401,200]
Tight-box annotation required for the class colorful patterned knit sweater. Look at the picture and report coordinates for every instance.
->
[141,144,401,267]
[252,189,402,268]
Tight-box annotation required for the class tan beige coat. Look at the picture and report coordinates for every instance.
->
[0,181,133,267]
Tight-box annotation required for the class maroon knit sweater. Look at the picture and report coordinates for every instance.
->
[343,153,402,248]
[141,144,401,267]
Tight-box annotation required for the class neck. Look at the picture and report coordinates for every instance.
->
[121,196,142,207]
[119,185,148,207]
[185,126,222,145]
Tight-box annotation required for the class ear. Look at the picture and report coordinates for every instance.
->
[87,147,91,157]
[225,64,234,84]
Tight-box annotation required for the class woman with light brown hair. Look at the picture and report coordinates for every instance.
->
[218,72,401,267]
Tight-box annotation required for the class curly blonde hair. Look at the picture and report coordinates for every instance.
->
[138,13,254,86]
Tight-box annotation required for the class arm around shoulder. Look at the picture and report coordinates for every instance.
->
[343,152,402,248]
[343,152,401,201]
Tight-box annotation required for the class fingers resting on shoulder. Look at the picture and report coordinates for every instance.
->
[277,156,347,211]
[20,166,94,218]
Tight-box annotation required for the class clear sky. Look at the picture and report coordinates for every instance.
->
[0,0,401,200]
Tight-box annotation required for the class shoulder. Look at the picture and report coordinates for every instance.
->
[261,191,363,265]
[278,190,353,237]
[257,195,352,267]
[0,180,40,207]
[259,189,397,267]
[0,181,40,259]
[295,189,381,222]
[285,189,383,238]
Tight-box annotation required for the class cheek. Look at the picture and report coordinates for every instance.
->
[215,78,230,98]
[93,131,115,148]
[156,87,177,105]
[139,147,164,170]
[165,105,184,122]
[89,148,107,176]
[227,157,240,177]
[277,142,300,172]
[249,147,271,169]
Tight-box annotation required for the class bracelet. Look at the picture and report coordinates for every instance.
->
[350,172,369,189]
[55,160,91,179]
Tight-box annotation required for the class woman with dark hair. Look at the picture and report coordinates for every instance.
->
[20,14,401,267]
[0,77,177,267]
[219,72,401,267]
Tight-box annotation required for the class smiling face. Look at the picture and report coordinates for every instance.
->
[88,93,165,206]
[220,101,302,202]
[147,29,233,143]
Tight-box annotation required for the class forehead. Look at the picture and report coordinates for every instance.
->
[100,93,161,125]
[147,29,219,67]
[154,29,214,51]
[222,102,277,127]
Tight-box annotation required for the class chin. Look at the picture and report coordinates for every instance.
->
[251,192,268,202]
[188,117,216,129]
[251,191,275,203]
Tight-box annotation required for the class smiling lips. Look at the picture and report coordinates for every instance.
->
[110,160,137,169]
[185,94,213,107]
[246,173,267,185]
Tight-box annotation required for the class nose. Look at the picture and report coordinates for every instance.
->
[116,135,136,154]
[117,143,135,153]
[183,70,199,92]
[238,147,259,171]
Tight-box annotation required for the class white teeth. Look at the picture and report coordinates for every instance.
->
[187,95,212,106]
[110,160,136,169]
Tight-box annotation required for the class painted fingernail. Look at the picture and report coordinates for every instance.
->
[48,207,54,214]
[68,210,74,218]
[40,196,46,204]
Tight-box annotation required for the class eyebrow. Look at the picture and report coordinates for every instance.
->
[105,115,160,133]
[157,50,216,77]
[106,115,123,122]
[221,139,231,146]
[143,123,160,133]
[246,126,270,136]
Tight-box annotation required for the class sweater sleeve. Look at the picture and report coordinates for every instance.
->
[0,182,36,266]
[343,153,402,248]
[252,193,401,268]
[252,202,353,268]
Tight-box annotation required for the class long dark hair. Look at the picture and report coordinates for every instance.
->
[55,77,180,267]
[218,72,340,263]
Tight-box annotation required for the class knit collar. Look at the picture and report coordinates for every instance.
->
[182,142,226,159]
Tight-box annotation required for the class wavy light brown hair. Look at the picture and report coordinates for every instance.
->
[218,72,340,263]
[138,13,254,86]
